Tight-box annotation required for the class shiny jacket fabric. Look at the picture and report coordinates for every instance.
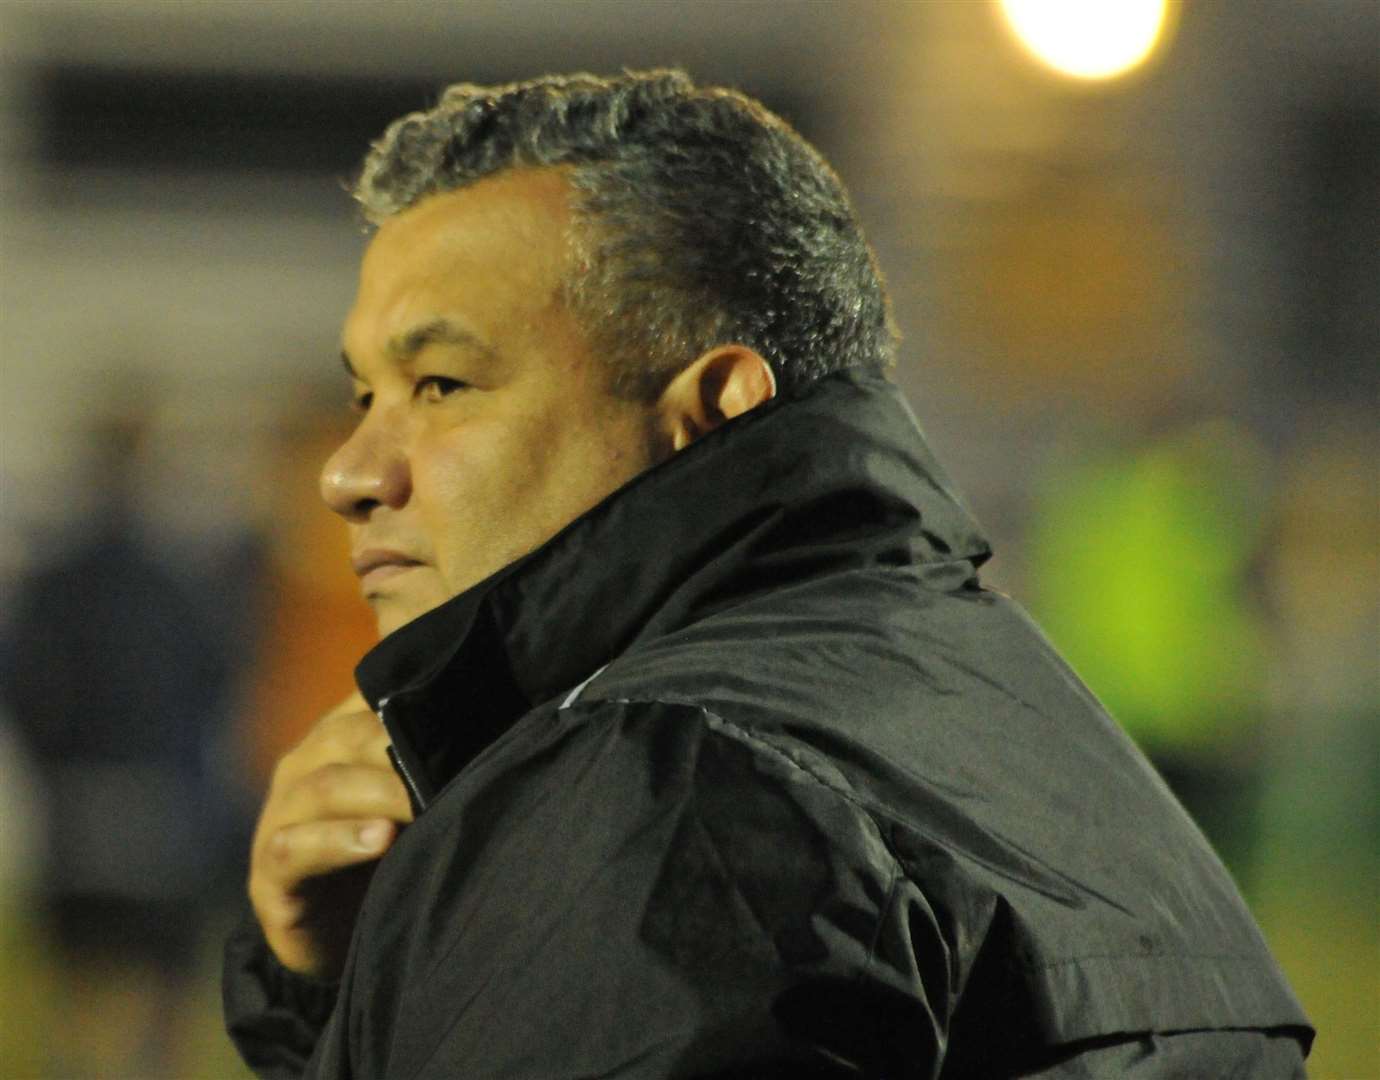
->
[224,370,1312,1078]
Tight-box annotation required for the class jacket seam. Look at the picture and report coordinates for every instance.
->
[570,696,1267,976]
[578,694,911,874]
[860,855,904,976]
[614,697,917,991]
[1029,950,1272,971]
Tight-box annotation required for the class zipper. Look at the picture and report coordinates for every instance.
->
[377,694,431,815]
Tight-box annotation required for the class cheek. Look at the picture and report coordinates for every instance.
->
[406,395,656,594]
[414,417,550,509]
[411,417,555,564]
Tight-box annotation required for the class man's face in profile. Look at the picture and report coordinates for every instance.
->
[321,169,665,637]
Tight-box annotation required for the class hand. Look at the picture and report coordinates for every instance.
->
[248,691,414,978]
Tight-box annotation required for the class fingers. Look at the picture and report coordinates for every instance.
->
[272,704,399,792]
[248,693,416,977]
[326,689,370,717]
[253,755,413,885]
[273,761,414,827]
[258,818,397,886]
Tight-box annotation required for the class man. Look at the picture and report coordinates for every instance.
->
[224,71,1312,1077]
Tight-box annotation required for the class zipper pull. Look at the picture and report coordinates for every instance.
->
[377,694,431,816]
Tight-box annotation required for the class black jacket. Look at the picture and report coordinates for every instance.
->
[225,370,1312,1078]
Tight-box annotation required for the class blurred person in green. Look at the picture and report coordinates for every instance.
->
[1026,419,1271,886]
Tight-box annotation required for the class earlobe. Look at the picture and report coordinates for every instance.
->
[671,415,701,453]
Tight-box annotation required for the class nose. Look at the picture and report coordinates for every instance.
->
[319,409,411,521]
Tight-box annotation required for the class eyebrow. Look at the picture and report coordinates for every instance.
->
[340,317,499,378]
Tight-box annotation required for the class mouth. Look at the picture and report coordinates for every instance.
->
[352,549,426,593]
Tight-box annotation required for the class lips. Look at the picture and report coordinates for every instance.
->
[352,548,425,590]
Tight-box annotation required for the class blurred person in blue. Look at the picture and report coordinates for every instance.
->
[223,71,1312,1078]
[3,404,263,1076]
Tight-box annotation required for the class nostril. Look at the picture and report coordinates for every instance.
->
[319,420,410,515]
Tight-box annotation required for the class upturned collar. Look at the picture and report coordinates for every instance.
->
[355,368,989,806]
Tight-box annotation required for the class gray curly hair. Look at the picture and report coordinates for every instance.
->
[353,69,897,400]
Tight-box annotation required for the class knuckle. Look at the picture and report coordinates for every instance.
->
[365,730,394,760]
[309,762,350,799]
[266,828,294,866]
[323,704,369,735]
[319,727,366,763]
[315,709,348,737]
[292,714,346,761]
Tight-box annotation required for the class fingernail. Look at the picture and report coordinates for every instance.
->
[357,822,389,850]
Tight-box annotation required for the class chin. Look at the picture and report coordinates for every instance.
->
[374,582,461,637]
[373,601,423,639]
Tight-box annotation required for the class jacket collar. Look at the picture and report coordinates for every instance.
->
[356,368,989,803]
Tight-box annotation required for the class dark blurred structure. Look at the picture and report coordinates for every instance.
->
[1,401,264,1076]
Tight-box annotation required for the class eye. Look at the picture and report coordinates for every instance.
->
[351,389,373,414]
[416,375,467,403]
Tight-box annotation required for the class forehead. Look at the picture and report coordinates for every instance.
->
[346,169,575,345]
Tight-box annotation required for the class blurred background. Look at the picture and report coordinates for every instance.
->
[0,1,1374,1075]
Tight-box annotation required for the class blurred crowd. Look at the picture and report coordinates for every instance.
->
[0,394,377,1076]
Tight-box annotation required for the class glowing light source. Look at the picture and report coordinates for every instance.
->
[999,0,1170,80]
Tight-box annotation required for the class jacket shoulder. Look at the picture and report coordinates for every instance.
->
[575,633,1313,1058]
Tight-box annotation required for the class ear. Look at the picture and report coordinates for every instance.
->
[655,345,778,452]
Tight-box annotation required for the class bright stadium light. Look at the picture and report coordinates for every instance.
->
[998,0,1170,81]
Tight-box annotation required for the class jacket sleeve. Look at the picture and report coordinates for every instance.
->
[340,698,955,1077]
[222,903,341,1079]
